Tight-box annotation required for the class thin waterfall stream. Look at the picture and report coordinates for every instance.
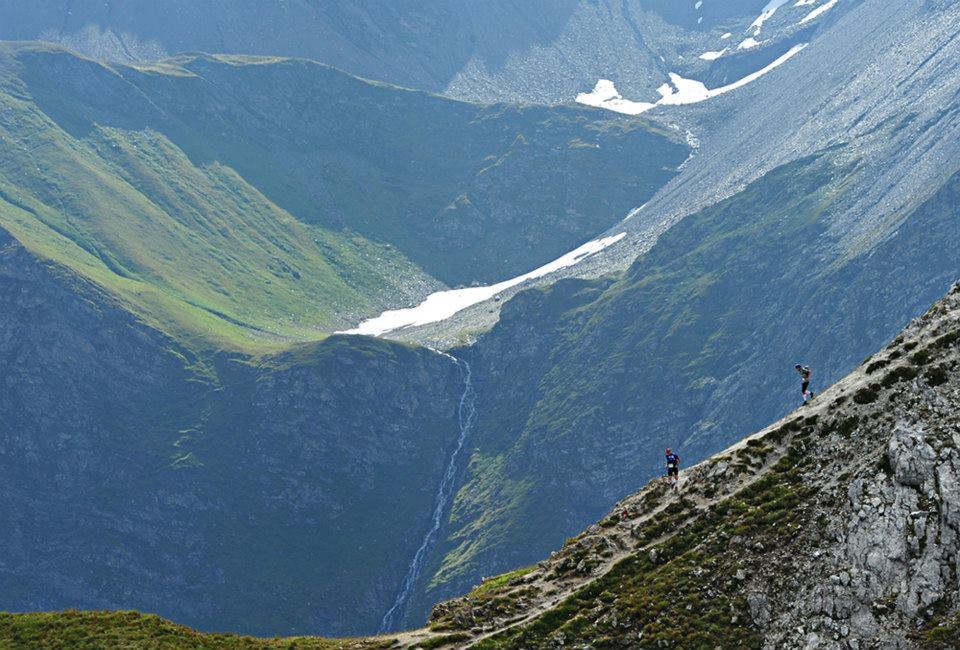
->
[378,356,477,633]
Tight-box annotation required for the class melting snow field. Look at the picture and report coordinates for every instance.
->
[574,79,654,115]
[750,0,791,33]
[801,0,838,24]
[577,43,807,116]
[699,49,728,61]
[342,233,627,336]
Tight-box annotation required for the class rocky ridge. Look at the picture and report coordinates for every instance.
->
[419,282,960,648]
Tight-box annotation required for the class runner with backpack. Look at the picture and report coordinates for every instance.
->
[665,448,681,489]
[795,364,815,405]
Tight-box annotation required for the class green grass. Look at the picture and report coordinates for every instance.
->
[471,566,537,596]
[468,446,815,649]
[0,611,394,649]
[0,43,686,352]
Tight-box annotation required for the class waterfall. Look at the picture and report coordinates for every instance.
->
[378,356,477,633]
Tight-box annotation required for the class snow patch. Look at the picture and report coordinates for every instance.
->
[575,79,654,115]
[750,0,791,33]
[658,74,711,105]
[577,43,807,115]
[721,32,733,39]
[800,0,838,24]
[695,1,703,9]
[342,233,627,336]
[739,37,762,50]
[699,49,727,61]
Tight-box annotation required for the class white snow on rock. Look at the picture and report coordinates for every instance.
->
[800,0,838,24]
[721,32,733,39]
[750,0,791,33]
[341,233,627,336]
[699,49,728,60]
[795,0,818,6]
[739,37,763,50]
[695,1,703,9]
[577,43,807,115]
[575,79,654,115]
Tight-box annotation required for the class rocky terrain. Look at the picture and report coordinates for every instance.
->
[0,0,848,103]
[418,281,960,648]
[387,0,960,627]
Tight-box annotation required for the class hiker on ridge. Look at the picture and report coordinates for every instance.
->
[665,448,680,488]
[795,364,814,405]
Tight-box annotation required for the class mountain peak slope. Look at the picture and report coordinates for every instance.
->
[428,282,960,649]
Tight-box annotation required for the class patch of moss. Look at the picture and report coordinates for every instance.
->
[472,566,537,597]
[933,331,959,349]
[854,385,881,404]
[914,611,960,648]
[866,358,891,374]
[882,365,919,387]
[417,632,473,649]
[833,416,860,438]
[925,366,950,387]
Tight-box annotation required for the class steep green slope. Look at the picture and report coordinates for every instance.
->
[0,43,686,348]
[410,147,960,626]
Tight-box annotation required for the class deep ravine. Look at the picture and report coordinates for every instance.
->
[379,354,477,633]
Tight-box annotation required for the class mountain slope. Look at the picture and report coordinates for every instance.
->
[377,0,960,626]
[0,0,849,103]
[4,282,958,649]
[0,43,686,346]
[428,281,960,649]
[0,224,474,637]
[410,147,960,628]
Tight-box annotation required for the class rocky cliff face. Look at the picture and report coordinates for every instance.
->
[0,225,468,636]
[424,282,960,649]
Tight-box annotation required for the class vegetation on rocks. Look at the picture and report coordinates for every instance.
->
[416,151,960,624]
[0,611,394,650]
[0,42,686,349]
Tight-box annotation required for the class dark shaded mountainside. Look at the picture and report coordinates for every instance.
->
[0,42,685,345]
[4,282,960,649]
[0,0,848,103]
[0,225,466,637]
[412,154,960,628]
